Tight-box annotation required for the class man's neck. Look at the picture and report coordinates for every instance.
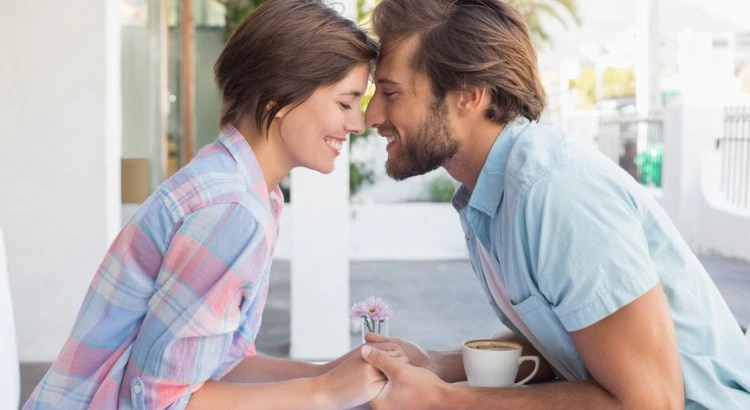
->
[443,121,505,191]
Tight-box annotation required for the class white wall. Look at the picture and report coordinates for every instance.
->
[662,104,750,258]
[121,0,167,191]
[0,0,121,362]
[270,203,468,262]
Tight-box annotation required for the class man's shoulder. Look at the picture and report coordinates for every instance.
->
[504,122,603,197]
[504,122,567,191]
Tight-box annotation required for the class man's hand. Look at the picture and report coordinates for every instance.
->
[364,333,431,368]
[361,345,449,409]
[320,340,408,375]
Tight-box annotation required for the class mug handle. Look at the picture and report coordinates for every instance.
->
[514,355,540,386]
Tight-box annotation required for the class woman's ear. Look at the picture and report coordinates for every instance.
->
[267,102,289,119]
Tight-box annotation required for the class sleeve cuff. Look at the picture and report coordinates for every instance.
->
[556,275,659,332]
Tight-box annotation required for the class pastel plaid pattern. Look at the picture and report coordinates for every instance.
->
[25,128,283,409]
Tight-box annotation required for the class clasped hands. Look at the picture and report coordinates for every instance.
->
[321,332,449,409]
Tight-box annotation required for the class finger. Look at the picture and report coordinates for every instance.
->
[361,345,404,378]
[386,350,404,357]
[385,350,410,364]
[395,354,410,364]
[364,332,393,343]
[366,342,401,352]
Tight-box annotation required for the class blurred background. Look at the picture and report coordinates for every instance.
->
[1,0,749,407]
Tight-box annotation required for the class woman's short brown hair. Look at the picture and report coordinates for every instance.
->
[215,0,378,132]
[372,0,545,124]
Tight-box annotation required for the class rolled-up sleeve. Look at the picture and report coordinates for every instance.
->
[122,202,270,409]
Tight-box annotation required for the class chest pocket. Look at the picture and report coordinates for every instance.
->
[511,294,589,381]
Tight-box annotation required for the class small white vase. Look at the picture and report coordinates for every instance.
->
[361,317,389,343]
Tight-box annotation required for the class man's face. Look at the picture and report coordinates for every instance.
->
[365,36,460,180]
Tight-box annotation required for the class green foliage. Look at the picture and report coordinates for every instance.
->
[569,65,636,108]
[427,175,458,202]
[350,161,375,196]
[349,127,377,196]
[601,67,636,100]
[508,0,581,47]
[216,0,269,39]
[568,66,596,107]
[279,174,291,203]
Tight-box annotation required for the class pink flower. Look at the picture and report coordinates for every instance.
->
[350,296,393,321]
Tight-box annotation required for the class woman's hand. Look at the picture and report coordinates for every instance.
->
[315,349,387,409]
[364,333,466,382]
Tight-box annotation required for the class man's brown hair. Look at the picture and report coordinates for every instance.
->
[372,0,545,124]
[215,0,378,132]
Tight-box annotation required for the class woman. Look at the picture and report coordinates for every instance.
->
[25,1,393,409]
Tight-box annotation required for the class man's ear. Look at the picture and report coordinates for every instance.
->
[451,87,489,118]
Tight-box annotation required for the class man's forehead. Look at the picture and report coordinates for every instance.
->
[375,35,421,82]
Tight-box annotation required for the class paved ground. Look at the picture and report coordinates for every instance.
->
[19,256,749,405]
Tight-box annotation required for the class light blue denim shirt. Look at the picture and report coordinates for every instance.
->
[453,117,750,409]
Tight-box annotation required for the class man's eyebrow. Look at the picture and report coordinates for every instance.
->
[339,91,363,97]
[375,78,400,86]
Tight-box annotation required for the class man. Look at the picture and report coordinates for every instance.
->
[360,0,750,408]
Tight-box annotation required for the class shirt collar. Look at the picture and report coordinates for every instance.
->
[218,126,284,218]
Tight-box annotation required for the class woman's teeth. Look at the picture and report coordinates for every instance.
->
[325,137,343,151]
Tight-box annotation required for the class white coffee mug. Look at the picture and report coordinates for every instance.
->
[462,339,540,387]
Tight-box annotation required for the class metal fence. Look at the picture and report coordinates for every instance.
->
[717,107,750,209]
[598,114,664,187]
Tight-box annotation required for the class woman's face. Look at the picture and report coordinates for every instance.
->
[276,64,369,174]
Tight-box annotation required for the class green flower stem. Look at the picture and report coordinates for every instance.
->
[362,317,386,335]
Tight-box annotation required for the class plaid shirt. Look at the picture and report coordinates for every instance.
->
[25,127,283,409]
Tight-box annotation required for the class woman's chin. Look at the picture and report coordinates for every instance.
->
[315,161,336,175]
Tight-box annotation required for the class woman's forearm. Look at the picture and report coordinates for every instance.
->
[187,377,329,410]
[221,354,325,383]
[191,352,385,410]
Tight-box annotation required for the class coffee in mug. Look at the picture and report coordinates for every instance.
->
[462,339,540,387]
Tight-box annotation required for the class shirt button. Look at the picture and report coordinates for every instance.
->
[465,236,470,241]
[133,384,142,394]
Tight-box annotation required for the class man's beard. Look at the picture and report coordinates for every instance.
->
[381,99,460,180]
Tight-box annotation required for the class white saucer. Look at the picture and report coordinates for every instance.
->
[452,381,527,387]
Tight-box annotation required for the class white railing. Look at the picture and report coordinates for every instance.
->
[717,107,750,210]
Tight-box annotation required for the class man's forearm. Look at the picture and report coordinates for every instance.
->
[221,354,324,383]
[445,380,621,410]
[426,348,465,383]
